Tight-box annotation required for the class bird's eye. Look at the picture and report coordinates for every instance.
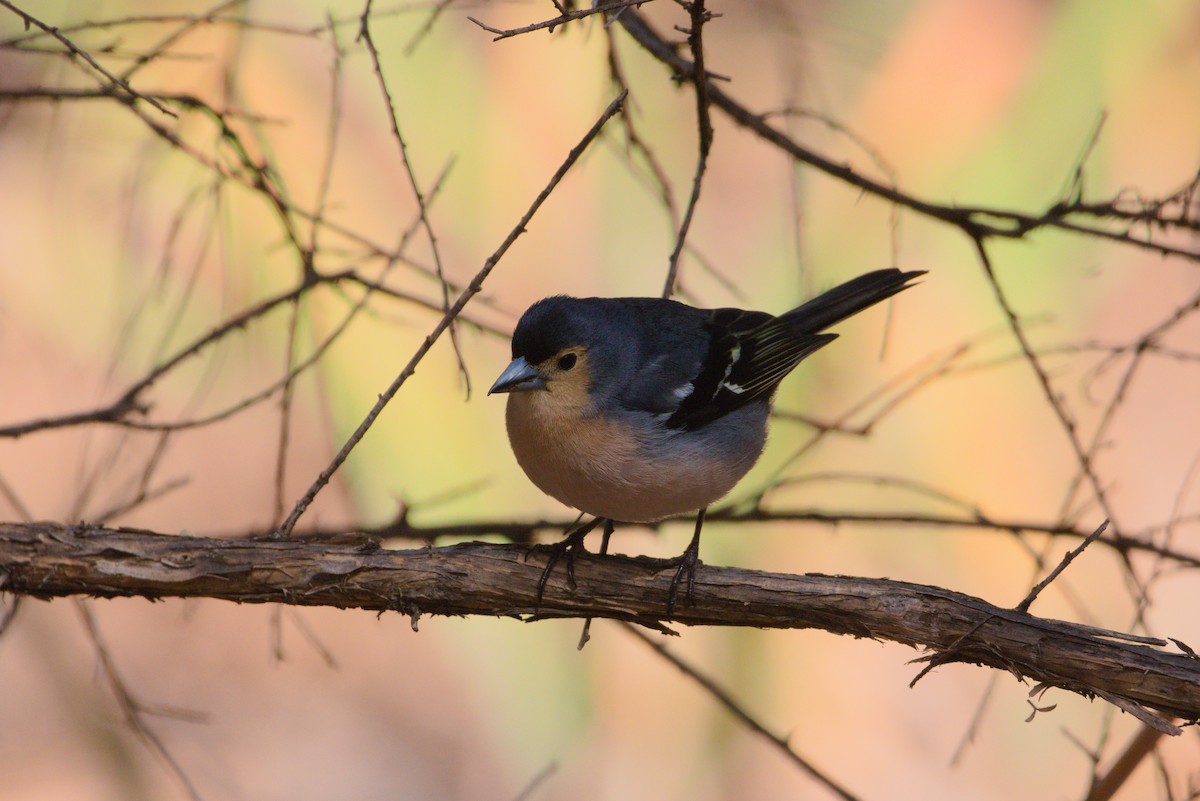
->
[557,353,577,371]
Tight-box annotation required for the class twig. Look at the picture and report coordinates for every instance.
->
[971,238,1121,535]
[612,8,1200,262]
[359,4,471,394]
[0,260,494,440]
[404,0,454,54]
[281,506,1200,569]
[1059,283,1200,534]
[116,0,240,83]
[1081,723,1170,801]
[623,623,861,801]
[275,90,628,536]
[75,600,205,800]
[0,0,177,117]
[508,760,559,801]
[468,0,651,41]
[661,0,713,299]
[1016,519,1109,612]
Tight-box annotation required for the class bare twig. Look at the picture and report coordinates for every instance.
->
[76,600,205,800]
[612,8,1200,262]
[116,0,240,83]
[971,239,1121,535]
[278,505,1200,569]
[468,0,650,40]
[1017,519,1109,612]
[359,4,471,394]
[276,90,628,536]
[0,0,177,117]
[508,760,559,801]
[624,623,861,801]
[660,0,713,299]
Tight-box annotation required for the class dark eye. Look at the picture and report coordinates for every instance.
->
[557,352,577,371]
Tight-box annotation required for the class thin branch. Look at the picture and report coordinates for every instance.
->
[1084,724,1166,801]
[75,600,204,801]
[0,262,497,440]
[275,90,628,536]
[623,623,861,801]
[971,238,1121,534]
[116,0,240,83]
[359,4,471,394]
[1059,283,1200,533]
[0,0,177,117]
[1017,519,1109,613]
[0,2,472,47]
[508,760,559,801]
[468,0,651,41]
[661,0,713,299]
[277,504,1200,569]
[610,8,1200,262]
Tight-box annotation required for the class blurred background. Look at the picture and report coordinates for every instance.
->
[1,0,1199,799]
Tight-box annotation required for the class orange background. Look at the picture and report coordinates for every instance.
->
[1,1,1199,799]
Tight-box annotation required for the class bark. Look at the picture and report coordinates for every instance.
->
[2,521,1196,733]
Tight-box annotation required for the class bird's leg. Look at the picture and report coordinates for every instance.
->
[577,518,616,650]
[598,518,614,557]
[535,515,603,603]
[667,508,706,614]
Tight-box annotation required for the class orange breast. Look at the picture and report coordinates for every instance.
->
[505,390,755,522]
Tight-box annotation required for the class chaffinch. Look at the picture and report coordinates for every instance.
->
[490,268,924,609]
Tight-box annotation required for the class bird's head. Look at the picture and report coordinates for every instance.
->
[489,297,618,406]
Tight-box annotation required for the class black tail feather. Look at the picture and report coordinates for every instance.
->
[780,268,925,334]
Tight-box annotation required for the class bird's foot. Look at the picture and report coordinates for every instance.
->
[665,508,707,615]
[530,517,603,604]
[577,519,616,650]
[665,542,700,615]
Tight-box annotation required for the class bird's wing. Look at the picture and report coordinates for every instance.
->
[613,300,713,416]
[664,308,836,431]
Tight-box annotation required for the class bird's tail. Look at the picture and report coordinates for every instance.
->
[780,268,925,333]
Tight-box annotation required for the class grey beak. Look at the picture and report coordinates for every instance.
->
[489,356,546,394]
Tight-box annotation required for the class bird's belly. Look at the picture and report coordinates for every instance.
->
[506,393,762,522]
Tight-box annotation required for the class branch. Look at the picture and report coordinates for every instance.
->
[3,521,1197,733]
[611,8,1200,262]
[292,507,1200,569]
[660,0,713,299]
[467,0,650,40]
[0,0,177,117]
[275,89,627,535]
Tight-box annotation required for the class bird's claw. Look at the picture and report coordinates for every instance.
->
[665,508,706,615]
[665,542,700,615]
[532,517,602,605]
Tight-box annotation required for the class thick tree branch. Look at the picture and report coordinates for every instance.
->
[2,521,1196,733]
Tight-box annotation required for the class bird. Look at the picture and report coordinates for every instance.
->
[489,267,924,610]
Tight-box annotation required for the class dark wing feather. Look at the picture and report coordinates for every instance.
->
[635,269,924,431]
[666,308,834,431]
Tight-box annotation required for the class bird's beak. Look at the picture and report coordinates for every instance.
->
[489,356,546,394]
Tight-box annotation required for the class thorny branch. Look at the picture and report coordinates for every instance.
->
[275,89,629,535]
[359,2,471,393]
[0,0,176,117]
[659,0,713,299]
[2,522,1197,735]
[602,8,1199,261]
